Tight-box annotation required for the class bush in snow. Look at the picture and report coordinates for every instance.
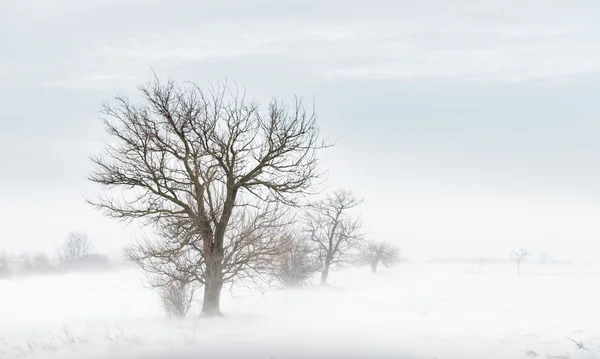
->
[274,233,319,288]
[159,279,198,318]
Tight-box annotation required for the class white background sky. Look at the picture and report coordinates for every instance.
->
[2,0,600,262]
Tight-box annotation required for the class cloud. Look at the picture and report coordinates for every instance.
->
[43,73,146,90]
[4,0,600,87]
[39,15,600,89]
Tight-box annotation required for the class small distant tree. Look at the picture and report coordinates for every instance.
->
[17,254,34,274]
[274,233,319,287]
[16,253,55,275]
[0,251,10,277]
[58,232,91,267]
[540,253,549,266]
[478,258,486,269]
[510,248,530,275]
[305,190,364,285]
[30,253,54,273]
[78,253,111,269]
[359,240,400,273]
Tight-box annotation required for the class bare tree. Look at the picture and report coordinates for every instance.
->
[273,232,319,287]
[58,232,91,267]
[540,253,549,266]
[359,240,400,274]
[510,248,530,275]
[305,190,364,285]
[0,251,10,277]
[89,76,329,316]
[30,253,54,273]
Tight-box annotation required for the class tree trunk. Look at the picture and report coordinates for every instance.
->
[517,262,520,276]
[320,256,332,285]
[320,266,329,285]
[201,262,224,316]
[371,261,378,274]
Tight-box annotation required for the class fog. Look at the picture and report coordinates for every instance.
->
[3,264,600,359]
[2,0,600,358]
[6,267,436,359]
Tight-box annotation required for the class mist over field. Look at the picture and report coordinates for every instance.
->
[2,263,600,359]
[2,1,600,358]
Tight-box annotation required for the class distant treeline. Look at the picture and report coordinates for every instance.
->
[0,231,122,279]
[427,256,573,265]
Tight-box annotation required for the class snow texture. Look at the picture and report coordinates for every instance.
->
[1,263,599,359]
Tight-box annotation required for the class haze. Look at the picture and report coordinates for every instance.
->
[2,0,600,261]
[1,1,600,358]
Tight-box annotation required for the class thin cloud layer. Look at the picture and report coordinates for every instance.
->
[2,0,600,88]
[48,20,600,87]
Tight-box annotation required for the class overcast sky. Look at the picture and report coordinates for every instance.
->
[2,0,600,262]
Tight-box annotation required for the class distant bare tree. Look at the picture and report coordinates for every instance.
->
[12,253,55,275]
[78,253,111,269]
[305,190,364,285]
[17,254,34,274]
[30,253,54,272]
[478,258,486,270]
[273,232,319,287]
[510,248,530,275]
[88,76,329,316]
[540,253,549,266]
[0,251,10,277]
[58,232,91,267]
[359,240,400,273]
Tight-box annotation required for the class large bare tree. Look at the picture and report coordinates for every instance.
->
[359,240,400,274]
[305,190,363,285]
[88,76,328,316]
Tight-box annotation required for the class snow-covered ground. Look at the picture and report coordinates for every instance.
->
[1,263,599,359]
